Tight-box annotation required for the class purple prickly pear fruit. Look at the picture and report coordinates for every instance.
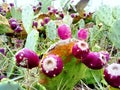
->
[82,52,107,69]
[32,21,38,28]
[57,24,72,40]
[44,17,50,24]
[100,51,110,62]
[15,48,40,69]
[41,54,63,78]
[47,6,51,11]
[14,25,22,33]
[59,13,64,19]
[9,18,17,23]
[40,21,45,26]
[9,3,14,7]
[104,63,120,88]
[77,28,88,40]
[10,21,18,30]
[71,13,76,18]
[0,48,5,55]
[72,40,89,59]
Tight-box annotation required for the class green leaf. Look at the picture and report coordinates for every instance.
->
[10,7,22,20]
[46,21,57,40]
[108,19,120,49]
[40,0,52,13]
[0,78,25,90]
[25,29,39,52]
[22,5,34,34]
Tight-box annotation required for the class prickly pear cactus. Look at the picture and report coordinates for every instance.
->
[0,78,25,90]
[95,5,114,26]
[112,6,120,19]
[108,19,120,49]
[39,39,102,90]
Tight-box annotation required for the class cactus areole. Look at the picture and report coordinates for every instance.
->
[72,40,89,59]
[104,63,120,88]
[15,48,40,69]
[41,54,63,77]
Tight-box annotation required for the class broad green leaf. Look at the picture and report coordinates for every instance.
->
[108,19,120,49]
[10,7,22,20]
[0,78,25,90]
[46,21,57,40]
[25,29,39,52]
[0,15,13,34]
[22,5,34,34]
[40,0,52,13]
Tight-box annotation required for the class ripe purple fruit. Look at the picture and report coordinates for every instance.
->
[44,17,50,24]
[0,6,3,12]
[82,52,107,69]
[72,40,89,59]
[104,63,120,88]
[14,25,22,33]
[52,8,58,14]
[9,18,17,23]
[47,6,51,11]
[39,2,42,6]
[71,13,76,18]
[77,28,88,40]
[57,24,72,40]
[33,6,37,12]
[100,51,110,62]
[59,13,64,19]
[40,21,45,26]
[15,48,40,69]
[9,3,14,7]
[10,21,18,30]
[32,21,38,28]
[0,48,5,55]
[41,54,63,77]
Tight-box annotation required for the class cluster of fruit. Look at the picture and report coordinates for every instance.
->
[14,24,120,89]
[8,18,22,33]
